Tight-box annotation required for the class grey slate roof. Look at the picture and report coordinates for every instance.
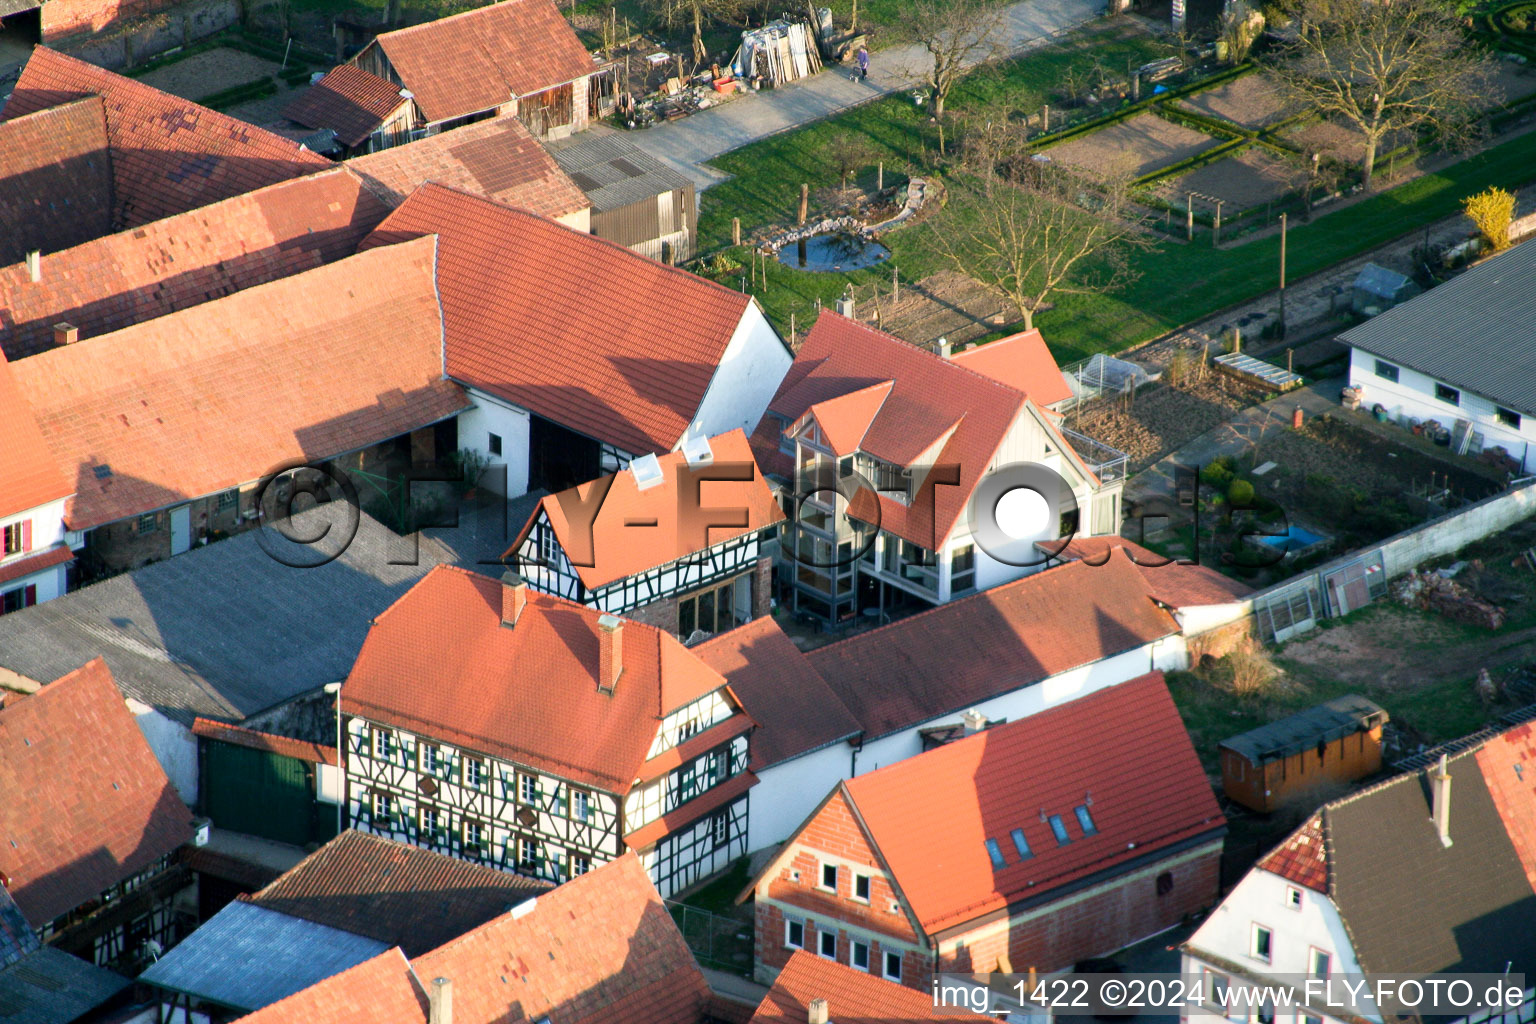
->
[1339,241,1536,416]
[0,888,37,970]
[1326,749,1536,974]
[0,497,542,727]
[0,947,130,1024]
[546,131,693,213]
[138,900,391,1012]
[1219,695,1386,764]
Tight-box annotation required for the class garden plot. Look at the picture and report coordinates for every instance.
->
[1279,118,1374,164]
[137,48,284,102]
[1047,112,1220,179]
[1489,62,1536,105]
[1178,73,1302,130]
[1158,146,1300,212]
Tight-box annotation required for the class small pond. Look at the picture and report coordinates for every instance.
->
[778,231,891,272]
[1257,525,1326,553]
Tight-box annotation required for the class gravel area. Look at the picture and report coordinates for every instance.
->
[1160,146,1300,212]
[1178,73,1301,130]
[1048,111,1219,179]
[138,48,283,102]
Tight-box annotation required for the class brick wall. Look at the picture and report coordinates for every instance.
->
[754,900,933,991]
[87,485,257,576]
[41,0,235,50]
[1187,616,1256,661]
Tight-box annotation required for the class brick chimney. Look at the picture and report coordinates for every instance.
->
[428,977,452,1024]
[807,997,829,1024]
[25,250,41,283]
[962,708,987,735]
[501,572,526,627]
[1431,753,1452,848]
[597,614,623,694]
[54,323,79,346]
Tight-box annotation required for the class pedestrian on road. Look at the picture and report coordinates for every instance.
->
[856,45,869,81]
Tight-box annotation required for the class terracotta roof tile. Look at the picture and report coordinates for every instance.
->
[0,96,113,265]
[192,718,339,766]
[341,565,734,791]
[950,328,1074,408]
[248,831,549,956]
[230,948,428,1024]
[368,0,596,123]
[695,617,861,770]
[0,546,74,589]
[283,65,410,148]
[519,430,783,591]
[2,48,331,231]
[411,853,709,1024]
[0,351,72,520]
[0,658,194,926]
[1476,723,1536,894]
[8,235,466,531]
[348,113,589,220]
[749,950,955,1023]
[799,382,892,457]
[0,167,390,362]
[843,672,1224,934]
[362,183,755,456]
[1256,815,1328,892]
[1052,537,1253,607]
[806,555,1180,742]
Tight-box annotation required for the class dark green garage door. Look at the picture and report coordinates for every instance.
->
[202,740,336,847]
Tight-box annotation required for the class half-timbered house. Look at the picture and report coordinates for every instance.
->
[512,429,784,638]
[339,565,759,897]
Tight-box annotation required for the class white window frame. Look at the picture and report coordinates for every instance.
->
[785,916,805,950]
[817,929,837,960]
[1251,923,1273,963]
[520,773,539,805]
[853,872,871,903]
[819,862,838,893]
[572,789,591,822]
[464,757,485,789]
[1286,886,1303,911]
[372,791,393,825]
[851,939,870,971]
[882,950,902,982]
[1309,947,1331,978]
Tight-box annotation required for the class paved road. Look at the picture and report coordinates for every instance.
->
[625,0,1105,189]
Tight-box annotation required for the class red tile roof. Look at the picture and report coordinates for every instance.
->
[2,48,332,231]
[192,718,339,766]
[230,948,427,1024]
[624,769,757,851]
[247,830,549,956]
[282,65,411,148]
[341,565,737,791]
[0,96,113,265]
[362,183,758,456]
[1051,537,1253,607]
[1476,723,1536,894]
[368,0,597,123]
[950,328,1073,408]
[0,546,74,589]
[0,167,391,362]
[749,950,956,1023]
[0,351,72,521]
[8,235,467,531]
[841,672,1223,935]
[1256,815,1329,893]
[799,382,893,457]
[696,616,862,770]
[411,853,709,1024]
[0,658,194,926]
[348,113,589,220]
[519,430,783,590]
[806,555,1180,742]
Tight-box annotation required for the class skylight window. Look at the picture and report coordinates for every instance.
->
[984,839,1005,869]
[93,464,113,479]
[1048,815,1071,845]
[629,452,664,491]
[1075,804,1098,836]
[1011,828,1033,860]
[681,432,714,467]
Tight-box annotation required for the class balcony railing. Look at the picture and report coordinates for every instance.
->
[1061,427,1129,485]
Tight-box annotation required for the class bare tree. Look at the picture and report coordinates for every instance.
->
[1292,147,1346,218]
[644,0,743,64]
[1266,0,1492,189]
[957,95,1032,177]
[932,164,1154,331]
[908,0,1009,117]
[825,131,877,195]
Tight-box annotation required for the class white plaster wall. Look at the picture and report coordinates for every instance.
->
[557,206,593,232]
[748,743,852,853]
[126,700,199,805]
[1347,348,1536,470]
[1179,602,1253,637]
[0,497,71,607]
[460,389,533,497]
[315,763,342,805]
[688,304,792,444]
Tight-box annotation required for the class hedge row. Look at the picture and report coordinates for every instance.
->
[1031,61,1258,151]
[197,77,278,110]
[1134,135,1250,186]
[1155,102,1252,140]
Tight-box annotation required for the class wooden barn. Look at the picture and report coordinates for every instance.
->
[547,132,697,263]
[1220,696,1388,812]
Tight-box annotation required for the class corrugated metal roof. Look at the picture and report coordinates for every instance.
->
[1340,242,1536,415]
[138,901,390,1012]
[546,132,692,212]
[0,947,130,1024]
[1219,695,1386,763]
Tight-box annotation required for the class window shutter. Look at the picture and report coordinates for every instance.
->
[20,520,31,553]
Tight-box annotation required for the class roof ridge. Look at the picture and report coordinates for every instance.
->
[821,311,1032,403]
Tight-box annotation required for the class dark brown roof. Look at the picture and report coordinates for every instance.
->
[695,616,861,770]
[247,830,549,956]
[0,96,113,265]
[282,64,410,148]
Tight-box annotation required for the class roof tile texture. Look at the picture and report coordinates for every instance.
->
[842,672,1224,934]
[2,48,331,231]
[0,167,391,362]
[1257,815,1329,892]
[228,948,428,1024]
[749,950,954,1023]
[0,658,193,926]
[341,565,731,791]
[8,235,465,530]
[362,183,752,456]
[1475,723,1536,894]
[1054,538,1252,607]
[192,718,339,766]
[950,328,1074,408]
[369,0,596,122]
[282,64,410,148]
[0,350,72,520]
[348,114,589,219]
[0,96,114,265]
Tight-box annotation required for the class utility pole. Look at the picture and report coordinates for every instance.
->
[1186,192,1194,242]
[1213,200,1224,247]
[1277,212,1288,338]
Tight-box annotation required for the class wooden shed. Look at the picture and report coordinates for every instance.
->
[547,132,697,264]
[1220,695,1388,812]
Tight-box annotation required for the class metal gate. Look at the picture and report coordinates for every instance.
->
[203,740,328,847]
[1321,551,1387,617]
[1255,576,1320,643]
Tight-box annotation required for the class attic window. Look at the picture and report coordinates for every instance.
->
[984,839,1006,869]
[1010,828,1033,860]
[93,464,113,479]
[1074,804,1098,836]
[1048,815,1070,845]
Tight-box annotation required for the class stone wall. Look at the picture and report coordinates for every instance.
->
[45,0,240,69]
